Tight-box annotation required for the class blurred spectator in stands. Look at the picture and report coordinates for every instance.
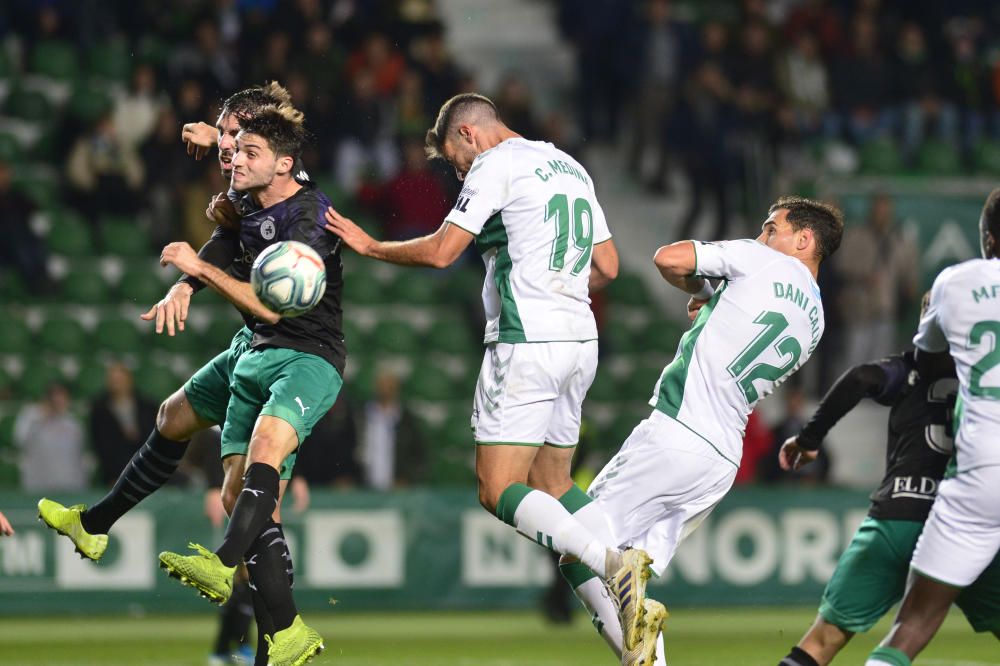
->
[412,26,463,112]
[249,30,291,86]
[558,0,631,142]
[174,77,210,129]
[346,32,406,98]
[894,22,958,164]
[835,193,919,373]
[0,159,52,295]
[360,369,426,490]
[66,112,145,226]
[759,385,831,484]
[334,68,399,195]
[15,383,88,492]
[628,0,690,194]
[494,73,541,140]
[734,410,772,485]
[394,70,430,140]
[830,13,893,144]
[776,31,831,140]
[113,63,164,150]
[379,137,450,240]
[675,58,736,242]
[782,0,844,58]
[294,393,362,488]
[947,27,991,156]
[731,20,778,139]
[142,107,197,248]
[89,362,157,488]
[168,16,237,96]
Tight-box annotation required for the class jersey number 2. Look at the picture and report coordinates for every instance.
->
[544,193,593,275]
[727,310,802,403]
[969,320,1000,399]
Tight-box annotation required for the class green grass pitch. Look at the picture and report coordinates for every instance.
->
[0,607,996,665]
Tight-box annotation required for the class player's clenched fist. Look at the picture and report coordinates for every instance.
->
[778,436,818,471]
[160,242,202,276]
[206,192,240,230]
[181,121,216,160]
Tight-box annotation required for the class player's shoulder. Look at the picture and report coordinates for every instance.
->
[930,257,996,294]
[290,185,333,213]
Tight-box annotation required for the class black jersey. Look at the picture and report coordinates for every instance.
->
[229,184,346,374]
[797,352,957,522]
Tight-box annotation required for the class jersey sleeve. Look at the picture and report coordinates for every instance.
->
[913,270,949,353]
[179,226,240,293]
[871,355,910,405]
[444,150,509,236]
[289,193,339,258]
[591,195,612,244]
[692,239,776,280]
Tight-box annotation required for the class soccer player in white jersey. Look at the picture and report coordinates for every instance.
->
[324,94,663,650]
[559,197,843,665]
[865,190,1000,666]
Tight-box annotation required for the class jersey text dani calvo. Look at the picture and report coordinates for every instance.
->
[651,240,824,466]
[914,257,1000,471]
[445,138,612,344]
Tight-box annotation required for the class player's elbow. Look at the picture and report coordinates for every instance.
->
[653,243,690,277]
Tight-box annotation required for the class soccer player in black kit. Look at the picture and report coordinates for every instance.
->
[776,332,1000,666]
[157,104,344,666]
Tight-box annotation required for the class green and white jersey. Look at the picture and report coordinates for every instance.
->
[445,138,612,344]
[914,257,1000,472]
[650,240,824,466]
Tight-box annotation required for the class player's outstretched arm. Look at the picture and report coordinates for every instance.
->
[0,510,14,536]
[181,121,217,160]
[589,239,619,290]
[324,206,474,268]
[159,241,280,324]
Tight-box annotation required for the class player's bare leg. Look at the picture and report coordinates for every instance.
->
[780,615,853,666]
[865,573,960,665]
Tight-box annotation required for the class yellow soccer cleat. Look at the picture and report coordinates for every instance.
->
[608,548,654,652]
[37,498,108,561]
[159,543,236,605]
[265,615,324,666]
[623,598,669,666]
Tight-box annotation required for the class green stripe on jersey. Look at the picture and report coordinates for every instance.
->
[476,212,526,343]
[653,281,728,417]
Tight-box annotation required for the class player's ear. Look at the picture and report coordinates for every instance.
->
[797,227,813,253]
[276,154,294,175]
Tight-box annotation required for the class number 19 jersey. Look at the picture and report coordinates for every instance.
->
[445,138,612,344]
[914,257,1000,472]
[651,240,825,467]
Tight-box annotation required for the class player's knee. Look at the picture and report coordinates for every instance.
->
[156,390,196,440]
[477,483,499,514]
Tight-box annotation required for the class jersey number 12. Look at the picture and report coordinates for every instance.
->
[727,310,802,403]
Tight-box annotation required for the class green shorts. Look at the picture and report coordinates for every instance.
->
[820,516,1000,633]
[220,346,343,480]
[183,327,253,425]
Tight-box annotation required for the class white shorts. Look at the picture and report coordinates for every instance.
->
[911,465,1000,587]
[588,410,737,576]
[472,340,598,447]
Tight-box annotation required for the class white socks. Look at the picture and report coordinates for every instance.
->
[510,489,611,575]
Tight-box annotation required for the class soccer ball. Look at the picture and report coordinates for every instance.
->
[251,240,327,317]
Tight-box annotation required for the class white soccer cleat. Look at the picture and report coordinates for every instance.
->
[607,548,654,651]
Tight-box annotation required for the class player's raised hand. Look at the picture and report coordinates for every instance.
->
[687,296,711,322]
[324,206,375,255]
[0,510,14,536]
[160,242,202,276]
[141,282,194,336]
[205,192,240,230]
[778,436,818,472]
[181,121,216,160]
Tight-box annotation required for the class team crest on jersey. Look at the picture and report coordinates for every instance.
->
[261,216,276,240]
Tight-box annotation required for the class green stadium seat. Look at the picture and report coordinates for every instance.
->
[0,318,32,355]
[388,272,439,305]
[67,81,114,124]
[95,317,142,353]
[341,319,364,351]
[117,267,167,306]
[605,272,652,307]
[343,274,390,304]
[0,133,22,162]
[347,354,378,399]
[424,317,479,357]
[135,360,183,402]
[440,265,485,303]
[4,88,54,122]
[12,171,59,208]
[0,413,16,450]
[0,366,14,398]
[622,363,666,399]
[30,41,79,81]
[603,319,638,355]
[603,411,643,449]
[74,359,108,399]
[973,139,1000,174]
[38,315,90,354]
[0,47,13,78]
[86,42,131,83]
[0,270,31,305]
[46,217,93,258]
[586,365,621,403]
[101,220,150,256]
[405,363,462,401]
[204,317,246,350]
[372,319,421,355]
[135,36,169,67]
[60,266,110,304]
[17,358,66,400]
[859,137,902,175]
[917,140,961,175]
[637,318,685,356]
[152,325,204,354]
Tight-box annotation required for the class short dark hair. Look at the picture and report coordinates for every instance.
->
[238,105,307,159]
[425,93,499,160]
[220,81,293,122]
[769,196,844,261]
[981,188,1000,252]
